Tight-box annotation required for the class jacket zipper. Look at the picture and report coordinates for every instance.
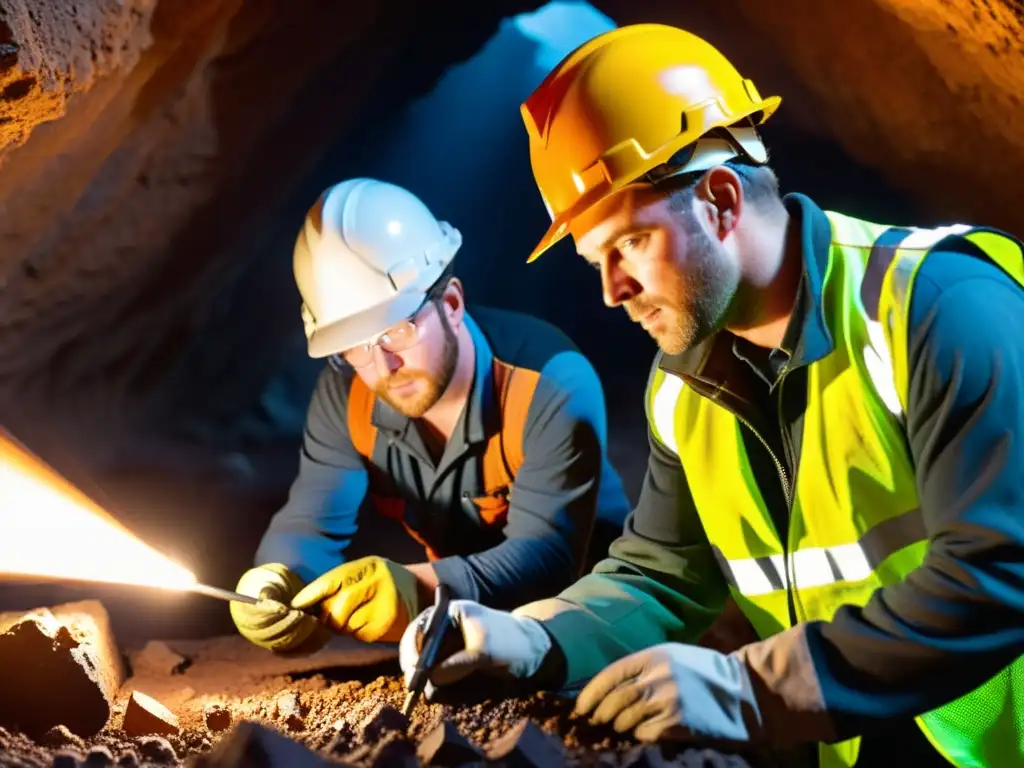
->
[775,372,800,628]
[707,375,800,629]
[731,410,792,507]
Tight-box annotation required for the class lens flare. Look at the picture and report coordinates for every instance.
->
[0,431,196,590]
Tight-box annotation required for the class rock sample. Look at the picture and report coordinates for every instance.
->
[0,600,125,738]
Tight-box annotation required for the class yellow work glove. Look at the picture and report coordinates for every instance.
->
[291,556,420,644]
[229,563,328,653]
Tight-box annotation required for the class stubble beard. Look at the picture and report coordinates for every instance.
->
[652,219,739,356]
[375,310,459,418]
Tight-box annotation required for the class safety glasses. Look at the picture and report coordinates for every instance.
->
[332,300,433,369]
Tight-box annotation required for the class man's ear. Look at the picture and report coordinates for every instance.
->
[439,277,466,327]
[695,165,743,240]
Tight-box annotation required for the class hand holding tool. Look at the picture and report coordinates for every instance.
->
[402,583,453,716]
[230,563,324,652]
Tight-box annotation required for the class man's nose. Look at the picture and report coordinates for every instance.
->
[602,256,640,308]
[373,347,403,377]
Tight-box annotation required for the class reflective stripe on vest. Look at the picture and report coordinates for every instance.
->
[648,370,683,454]
[712,505,926,596]
[646,212,1024,768]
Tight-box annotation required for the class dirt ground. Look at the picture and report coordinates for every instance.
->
[0,634,796,767]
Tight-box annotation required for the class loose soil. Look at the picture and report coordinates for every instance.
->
[0,636,793,767]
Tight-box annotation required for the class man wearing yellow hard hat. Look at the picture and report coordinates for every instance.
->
[399,24,1024,768]
[228,178,630,653]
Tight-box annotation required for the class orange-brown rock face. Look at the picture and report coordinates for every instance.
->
[595,0,1024,232]
[0,0,1019,491]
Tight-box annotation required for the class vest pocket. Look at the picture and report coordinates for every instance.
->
[470,487,510,525]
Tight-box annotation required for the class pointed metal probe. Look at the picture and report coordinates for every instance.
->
[402,584,453,716]
[187,582,259,605]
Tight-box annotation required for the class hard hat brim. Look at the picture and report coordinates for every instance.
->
[526,218,569,264]
[525,95,782,265]
[306,290,426,359]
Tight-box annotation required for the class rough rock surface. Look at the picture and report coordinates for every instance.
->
[122,690,181,737]
[188,721,335,767]
[0,0,551,470]
[0,0,158,153]
[595,0,1024,232]
[0,0,1017,645]
[0,0,1018,475]
[0,633,785,767]
[0,600,125,739]
[0,4,1018,760]
[129,640,188,677]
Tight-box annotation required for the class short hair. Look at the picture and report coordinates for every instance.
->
[426,259,458,302]
[660,159,781,216]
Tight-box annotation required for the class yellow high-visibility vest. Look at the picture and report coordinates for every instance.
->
[647,211,1024,768]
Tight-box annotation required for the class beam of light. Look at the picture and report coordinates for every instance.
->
[0,430,197,591]
[512,1,616,73]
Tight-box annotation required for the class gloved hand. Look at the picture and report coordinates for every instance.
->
[574,642,762,744]
[291,555,420,643]
[398,599,553,700]
[230,563,325,653]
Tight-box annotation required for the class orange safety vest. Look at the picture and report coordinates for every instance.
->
[346,358,540,560]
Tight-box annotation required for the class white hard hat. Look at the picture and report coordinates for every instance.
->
[293,178,463,358]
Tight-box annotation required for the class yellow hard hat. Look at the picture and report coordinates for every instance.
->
[520,23,781,262]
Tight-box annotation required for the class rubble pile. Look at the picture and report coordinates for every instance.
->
[0,601,778,767]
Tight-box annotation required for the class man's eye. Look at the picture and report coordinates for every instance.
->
[620,236,643,252]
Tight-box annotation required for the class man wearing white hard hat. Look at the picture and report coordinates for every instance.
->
[229,178,630,652]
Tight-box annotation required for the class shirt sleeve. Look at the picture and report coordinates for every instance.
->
[431,350,630,609]
[254,366,369,584]
[512,360,730,690]
[791,255,1024,735]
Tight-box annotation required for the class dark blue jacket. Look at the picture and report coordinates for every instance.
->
[255,306,631,608]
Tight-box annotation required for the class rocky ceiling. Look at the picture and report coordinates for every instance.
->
[0,0,1021,480]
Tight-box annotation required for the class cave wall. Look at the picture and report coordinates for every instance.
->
[0,0,547,476]
[0,0,1020,477]
[594,0,1024,230]
[0,0,1021,639]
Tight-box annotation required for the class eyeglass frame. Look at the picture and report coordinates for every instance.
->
[333,300,434,370]
[327,277,452,371]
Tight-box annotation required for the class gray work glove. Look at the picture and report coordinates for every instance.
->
[398,599,553,700]
[229,563,329,653]
[574,642,763,744]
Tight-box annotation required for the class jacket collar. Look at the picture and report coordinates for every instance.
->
[659,192,836,381]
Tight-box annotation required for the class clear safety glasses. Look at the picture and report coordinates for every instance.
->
[332,300,433,369]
